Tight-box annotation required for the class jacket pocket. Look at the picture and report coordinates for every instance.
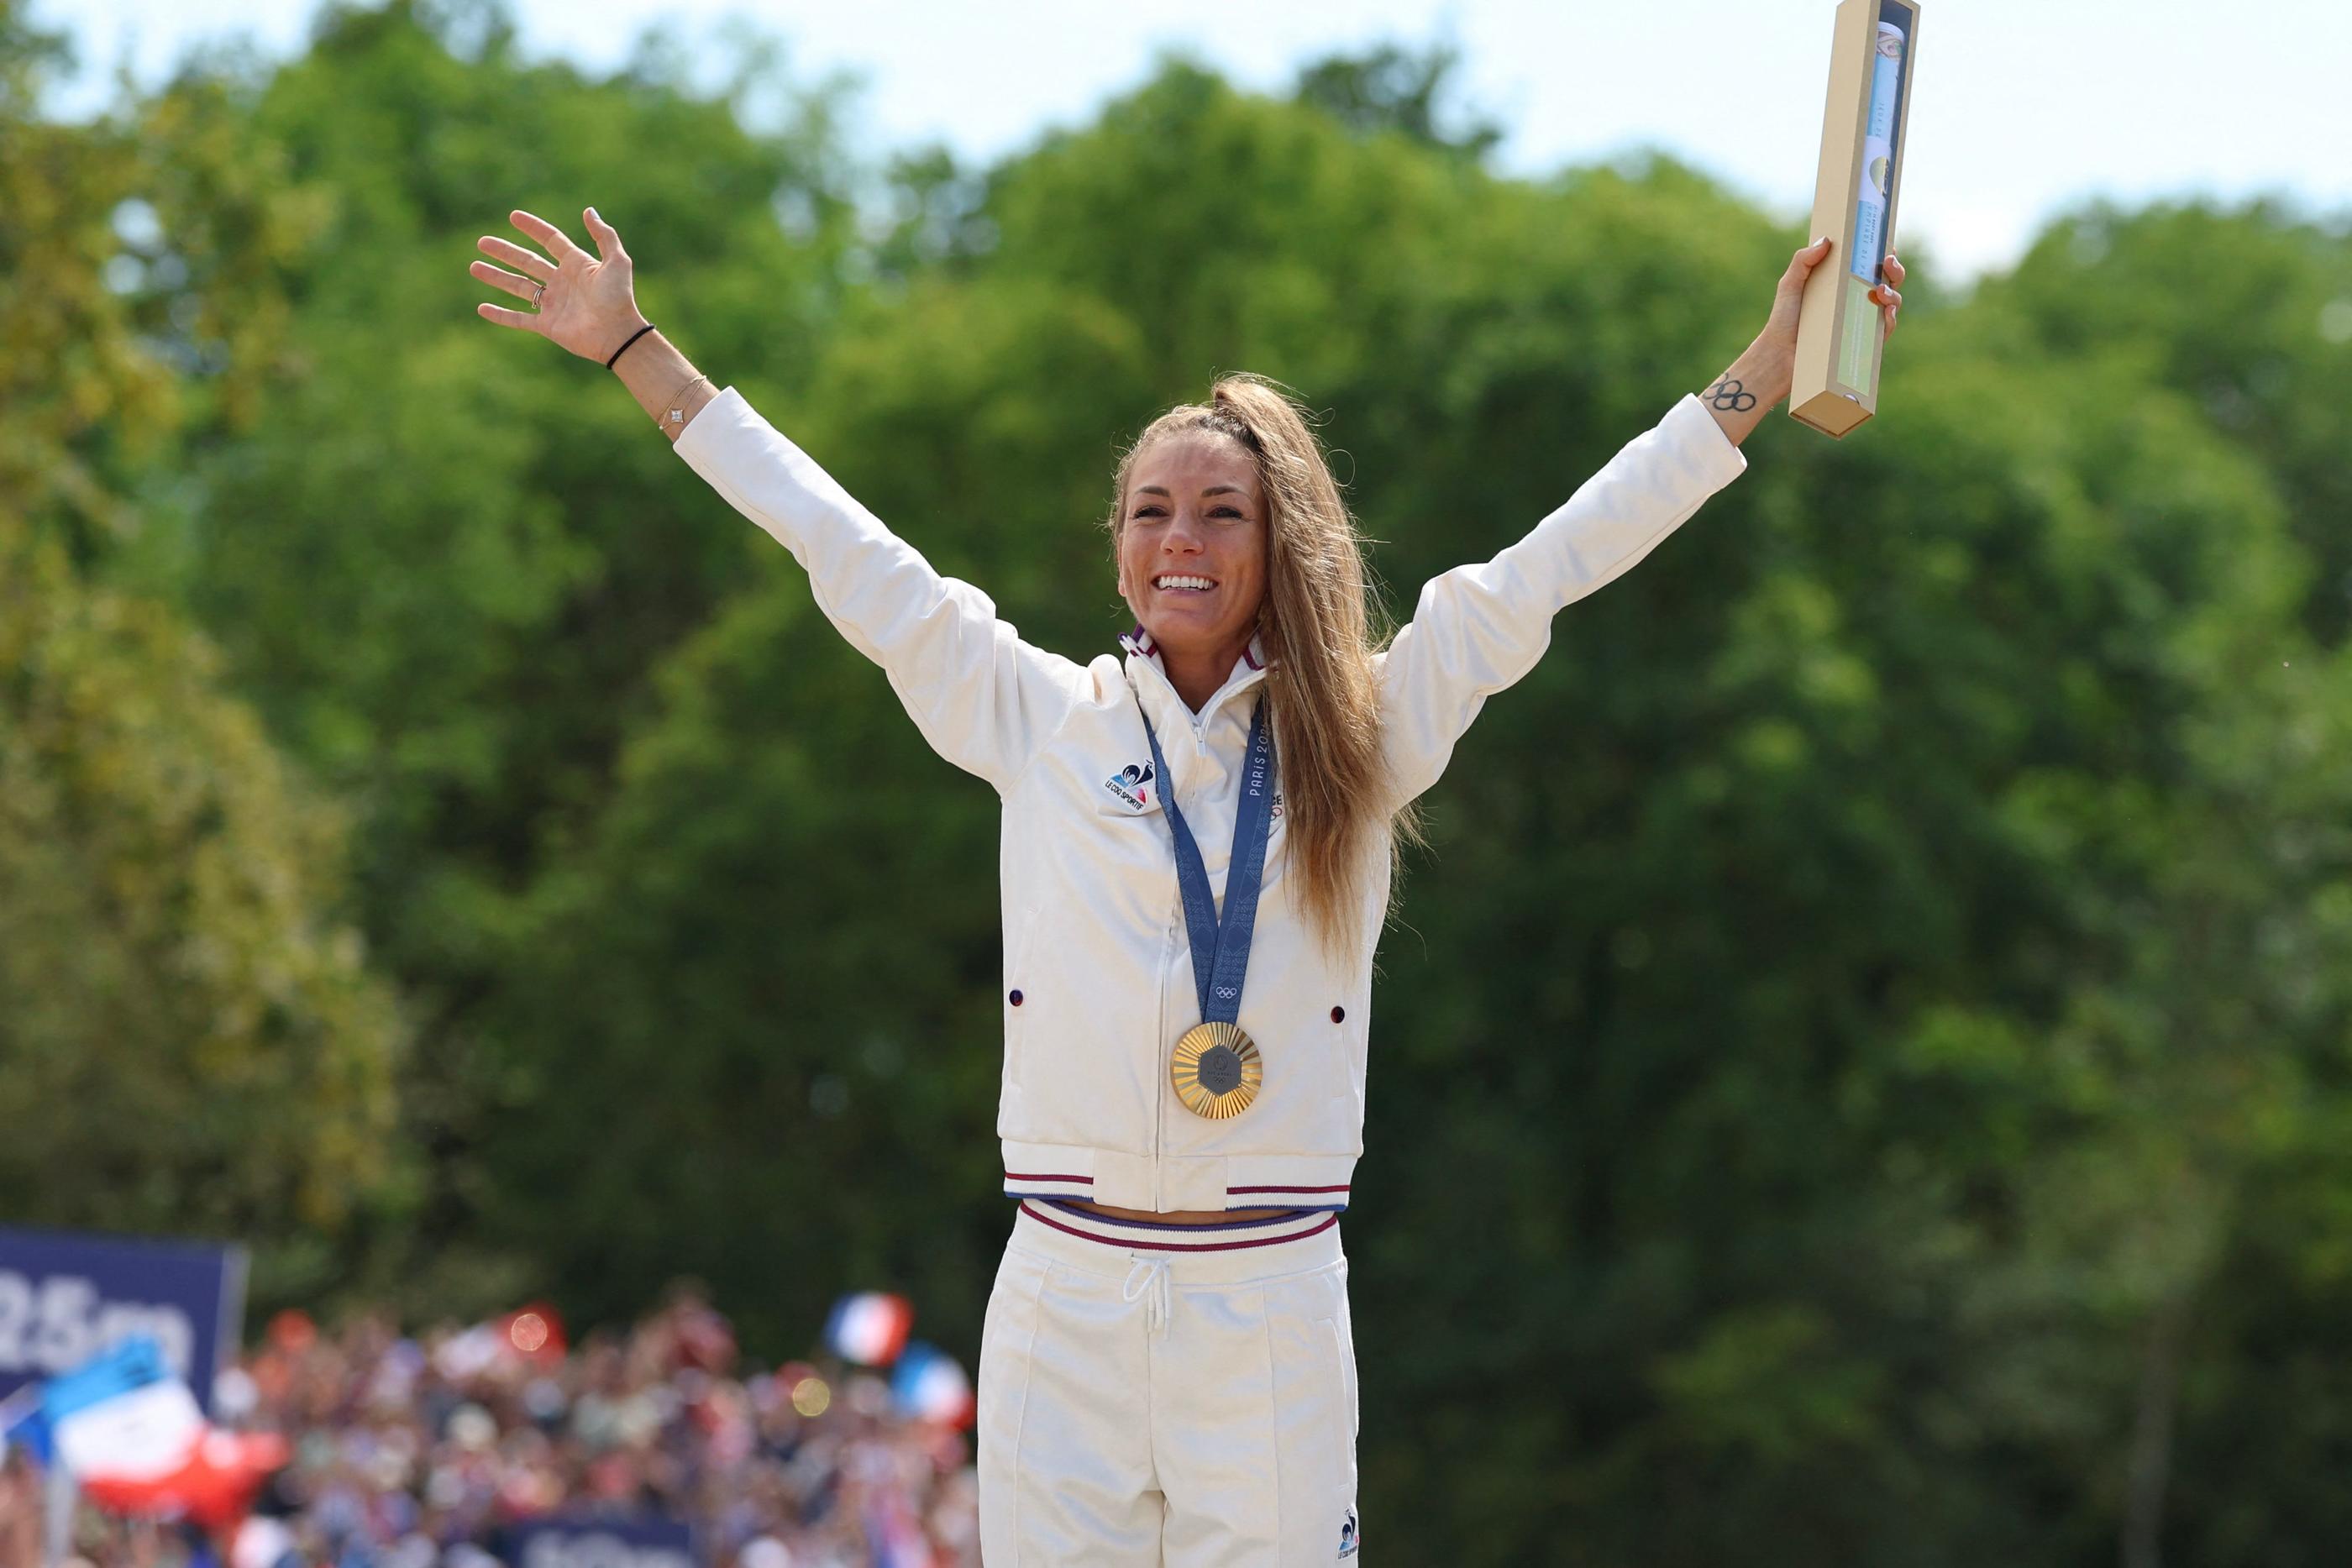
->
[1000,907,1042,1120]
[1317,1313,1360,1455]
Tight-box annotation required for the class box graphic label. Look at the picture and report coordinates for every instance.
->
[1847,21,1906,283]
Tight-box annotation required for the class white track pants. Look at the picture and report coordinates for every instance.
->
[978,1201,1362,1565]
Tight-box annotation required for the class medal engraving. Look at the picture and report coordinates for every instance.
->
[1171,1021,1263,1120]
[1197,1045,1242,1095]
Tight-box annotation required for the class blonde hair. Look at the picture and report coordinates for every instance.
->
[1106,374,1425,961]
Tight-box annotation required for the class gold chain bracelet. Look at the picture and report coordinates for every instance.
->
[659,372,711,438]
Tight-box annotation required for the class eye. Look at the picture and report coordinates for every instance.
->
[1131,505,1166,520]
[1212,506,1243,519]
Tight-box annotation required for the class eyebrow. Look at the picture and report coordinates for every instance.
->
[1133,485,1247,498]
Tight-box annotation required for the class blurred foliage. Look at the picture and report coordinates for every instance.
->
[0,1,402,1259]
[1292,39,1504,161]
[73,0,868,1311]
[7,1,2352,1560]
[0,527,402,1242]
[1968,201,2352,643]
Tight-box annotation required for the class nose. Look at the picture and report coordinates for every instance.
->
[1160,509,1205,548]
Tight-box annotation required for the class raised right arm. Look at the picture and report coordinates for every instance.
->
[471,206,1088,791]
[669,384,1092,790]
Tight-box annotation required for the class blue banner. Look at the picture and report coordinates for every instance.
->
[508,1517,698,1568]
[0,1227,247,1416]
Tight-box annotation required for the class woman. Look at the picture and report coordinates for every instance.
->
[474,206,1901,1565]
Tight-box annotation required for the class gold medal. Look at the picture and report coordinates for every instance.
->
[1171,1021,1263,1119]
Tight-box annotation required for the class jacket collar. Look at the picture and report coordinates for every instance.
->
[1120,622,1272,732]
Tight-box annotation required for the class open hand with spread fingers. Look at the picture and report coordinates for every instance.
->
[472,207,649,364]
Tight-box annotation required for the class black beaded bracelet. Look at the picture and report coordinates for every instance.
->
[606,323,657,370]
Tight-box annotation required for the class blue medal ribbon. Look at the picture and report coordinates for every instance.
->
[1141,697,1277,1027]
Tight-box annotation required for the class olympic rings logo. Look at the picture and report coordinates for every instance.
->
[1706,378,1757,412]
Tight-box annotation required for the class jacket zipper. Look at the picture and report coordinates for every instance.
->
[1130,648,1265,1212]
[1156,904,1176,1211]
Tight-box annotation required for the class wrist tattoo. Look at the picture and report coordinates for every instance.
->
[1705,376,1757,412]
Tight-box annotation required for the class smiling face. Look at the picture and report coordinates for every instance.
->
[1115,429,1269,674]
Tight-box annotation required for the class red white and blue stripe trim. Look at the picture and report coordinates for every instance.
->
[1016,1199,1338,1251]
[1119,623,1267,672]
[1002,1169,1099,1204]
[1221,1187,1350,1212]
[1003,1172,1350,1211]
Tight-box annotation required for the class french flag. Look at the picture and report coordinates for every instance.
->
[822,1293,913,1366]
[41,1336,286,1532]
[888,1342,974,1429]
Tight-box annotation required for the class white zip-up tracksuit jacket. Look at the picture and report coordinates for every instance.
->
[674,387,1747,1216]
[680,385,1748,1561]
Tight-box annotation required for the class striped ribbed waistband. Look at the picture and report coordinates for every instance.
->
[1000,1143,1356,1212]
[1002,1169,1350,1211]
[1008,1199,1342,1282]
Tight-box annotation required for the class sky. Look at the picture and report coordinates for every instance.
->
[27,0,2352,285]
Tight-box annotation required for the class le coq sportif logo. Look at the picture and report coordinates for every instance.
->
[1103,758,1154,810]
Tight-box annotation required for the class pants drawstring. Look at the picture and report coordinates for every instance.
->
[1121,1256,1173,1339]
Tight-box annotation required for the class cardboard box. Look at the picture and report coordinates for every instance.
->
[1791,0,1920,438]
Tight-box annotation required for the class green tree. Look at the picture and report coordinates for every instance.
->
[480,52,2352,1561]
[1292,39,1504,161]
[1967,198,2352,640]
[0,528,401,1245]
[39,11,2352,1559]
[113,0,867,1293]
[0,5,402,1275]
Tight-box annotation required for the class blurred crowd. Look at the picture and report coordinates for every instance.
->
[0,1289,978,1568]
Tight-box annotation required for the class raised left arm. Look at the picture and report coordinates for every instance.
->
[1375,391,1748,806]
[1374,240,1903,807]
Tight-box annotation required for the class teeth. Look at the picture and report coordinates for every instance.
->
[1155,575,1215,591]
